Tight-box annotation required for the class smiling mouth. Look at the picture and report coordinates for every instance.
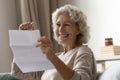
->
[59,34,69,38]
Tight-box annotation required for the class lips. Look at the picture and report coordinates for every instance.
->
[60,34,68,37]
[59,34,69,39]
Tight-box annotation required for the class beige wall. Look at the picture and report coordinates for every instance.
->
[0,0,17,72]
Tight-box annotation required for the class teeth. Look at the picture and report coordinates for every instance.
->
[61,34,67,37]
[59,34,68,38]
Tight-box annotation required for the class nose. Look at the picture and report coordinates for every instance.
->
[59,25,65,32]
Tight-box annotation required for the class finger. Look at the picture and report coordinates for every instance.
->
[19,24,27,30]
[19,24,23,30]
[36,40,50,47]
[30,21,34,25]
[37,36,47,42]
[19,27,24,30]
[19,22,33,30]
[36,42,42,47]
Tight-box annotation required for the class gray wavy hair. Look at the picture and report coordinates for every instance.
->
[52,4,90,44]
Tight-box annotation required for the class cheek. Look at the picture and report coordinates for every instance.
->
[72,27,80,35]
[69,28,79,37]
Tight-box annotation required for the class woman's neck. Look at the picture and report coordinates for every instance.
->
[63,42,82,53]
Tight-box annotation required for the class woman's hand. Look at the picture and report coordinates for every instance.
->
[36,36,54,57]
[19,22,34,30]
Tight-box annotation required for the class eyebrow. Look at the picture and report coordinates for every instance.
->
[56,20,74,24]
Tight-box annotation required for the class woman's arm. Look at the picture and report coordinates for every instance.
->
[36,37,74,80]
[47,53,75,80]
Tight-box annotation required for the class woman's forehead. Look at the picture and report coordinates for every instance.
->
[56,14,74,23]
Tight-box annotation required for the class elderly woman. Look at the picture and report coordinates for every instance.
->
[11,5,97,80]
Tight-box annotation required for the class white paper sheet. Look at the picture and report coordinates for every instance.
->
[9,30,54,73]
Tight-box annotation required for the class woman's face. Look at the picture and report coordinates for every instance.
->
[54,13,80,45]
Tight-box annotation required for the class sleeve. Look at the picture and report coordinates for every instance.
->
[70,48,96,80]
[11,59,43,80]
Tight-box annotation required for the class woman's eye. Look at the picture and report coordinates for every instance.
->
[56,23,71,27]
[64,23,70,26]
[56,23,61,27]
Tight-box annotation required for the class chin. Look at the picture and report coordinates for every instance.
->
[58,40,68,45]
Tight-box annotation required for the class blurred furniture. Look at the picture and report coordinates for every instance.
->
[96,56,120,71]
[0,73,18,80]
[98,62,120,80]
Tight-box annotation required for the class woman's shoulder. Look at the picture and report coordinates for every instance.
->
[77,45,92,52]
[76,45,93,56]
